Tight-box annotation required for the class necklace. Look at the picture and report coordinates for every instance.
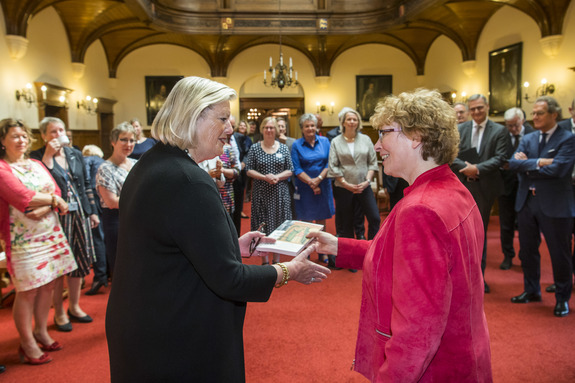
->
[261,141,277,150]
[343,134,355,142]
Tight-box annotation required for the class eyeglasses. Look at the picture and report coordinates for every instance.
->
[469,106,485,112]
[378,127,402,140]
[118,138,136,144]
[531,111,548,117]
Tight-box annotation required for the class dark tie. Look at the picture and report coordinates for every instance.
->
[538,132,547,157]
[513,134,520,151]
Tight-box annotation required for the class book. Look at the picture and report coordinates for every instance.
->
[256,220,324,257]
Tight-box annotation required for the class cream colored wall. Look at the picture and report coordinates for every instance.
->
[115,44,211,126]
[1,4,574,133]
[0,7,104,130]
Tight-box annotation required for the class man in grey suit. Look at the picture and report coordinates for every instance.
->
[451,94,509,293]
[509,96,575,317]
[498,108,534,270]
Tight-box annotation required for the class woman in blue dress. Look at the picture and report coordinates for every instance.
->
[291,113,335,263]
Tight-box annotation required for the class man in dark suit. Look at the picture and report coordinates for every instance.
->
[557,98,574,132]
[451,94,509,293]
[498,108,534,270]
[509,96,575,317]
[555,98,575,293]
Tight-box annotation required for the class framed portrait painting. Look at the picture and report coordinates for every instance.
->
[488,43,522,116]
[145,76,183,125]
[356,75,392,121]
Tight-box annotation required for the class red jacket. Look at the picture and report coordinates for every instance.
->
[338,164,492,382]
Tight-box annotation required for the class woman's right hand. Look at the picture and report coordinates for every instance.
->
[306,231,338,256]
[45,138,62,157]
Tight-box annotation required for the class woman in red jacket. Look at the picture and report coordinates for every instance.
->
[309,89,492,382]
[0,119,76,365]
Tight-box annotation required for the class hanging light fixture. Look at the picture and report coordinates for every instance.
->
[263,0,298,91]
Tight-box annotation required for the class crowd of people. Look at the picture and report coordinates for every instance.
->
[0,74,574,380]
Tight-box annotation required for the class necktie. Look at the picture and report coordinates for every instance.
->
[513,134,520,151]
[538,132,547,156]
[472,125,481,153]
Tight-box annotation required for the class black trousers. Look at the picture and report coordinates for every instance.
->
[518,194,573,301]
[333,185,380,240]
[498,187,518,259]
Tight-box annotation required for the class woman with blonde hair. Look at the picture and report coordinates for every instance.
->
[328,107,380,241]
[1,119,75,364]
[106,77,329,382]
[128,118,156,159]
[245,116,294,265]
[96,123,137,278]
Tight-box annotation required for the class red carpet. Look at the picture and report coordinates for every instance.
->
[1,213,574,382]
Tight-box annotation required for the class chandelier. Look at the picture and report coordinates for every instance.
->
[263,0,298,91]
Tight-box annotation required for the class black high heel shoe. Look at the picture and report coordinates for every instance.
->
[85,279,106,296]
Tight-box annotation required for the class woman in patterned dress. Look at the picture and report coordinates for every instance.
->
[30,117,99,332]
[245,116,294,265]
[218,133,241,215]
[96,123,137,278]
[0,119,76,365]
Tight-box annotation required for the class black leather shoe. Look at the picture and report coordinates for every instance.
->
[85,279,105,296]
[511,292,542,303]
[484,283,490,294]
[67,310,93,323]
[54,316,72,332]
[545,284,556,293]
[499,257,512,270]
[0,365,6,374]
[554,301,569,317]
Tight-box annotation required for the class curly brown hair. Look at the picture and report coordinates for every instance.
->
[370,88,460,165]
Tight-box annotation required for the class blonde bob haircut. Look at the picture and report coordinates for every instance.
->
[370,88,460,165]
[338,107,363,134]
[151,76,237,150]
[259,116,279,136]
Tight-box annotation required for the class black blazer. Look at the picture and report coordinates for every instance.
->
[500,124,535,196]
[106,143,277,382]
[452,119,510,200]
[30,146,96,216]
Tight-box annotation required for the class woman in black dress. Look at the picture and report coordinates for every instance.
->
[105,76,330,382]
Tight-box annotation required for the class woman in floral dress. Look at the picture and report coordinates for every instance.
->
[0,119,76,365]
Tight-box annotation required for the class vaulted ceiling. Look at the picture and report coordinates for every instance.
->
[1,0,572,78]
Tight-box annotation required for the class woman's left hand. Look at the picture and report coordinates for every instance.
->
[25,206,51,220]
[285,244,331,284]
[238,231,276,258]
[89,214,100,229]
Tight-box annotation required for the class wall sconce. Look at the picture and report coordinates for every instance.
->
[450,91,467,104]
[316,101,335,115]
[523,78,555,103]
[15,83,36,107]
[77,95,98,114]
